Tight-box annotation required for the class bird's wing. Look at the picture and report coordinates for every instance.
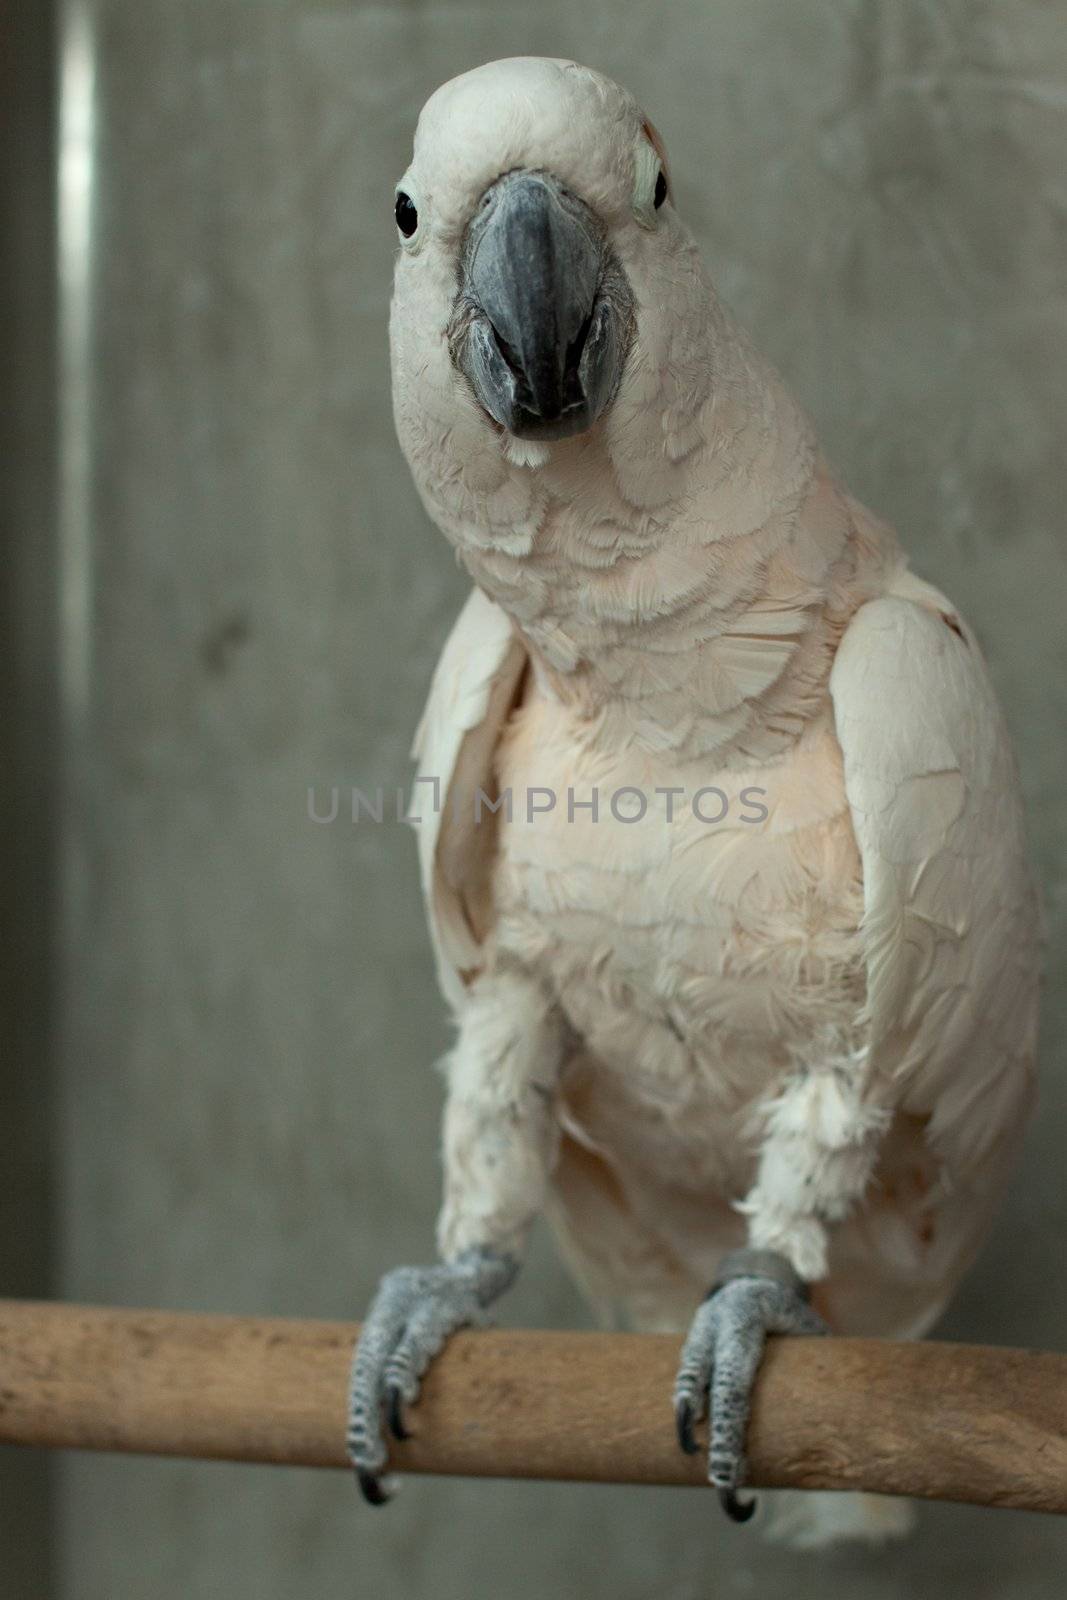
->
[412,585,529,1009]
[829,571,1039,1188]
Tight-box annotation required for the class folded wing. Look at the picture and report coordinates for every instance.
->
[412,586,529,1009]
[829,574,1039,1192]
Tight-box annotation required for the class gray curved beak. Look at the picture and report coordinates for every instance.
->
[449,170,634,442]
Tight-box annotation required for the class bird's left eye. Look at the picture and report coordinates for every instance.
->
[395,191,418,238]
[632,132,670,229]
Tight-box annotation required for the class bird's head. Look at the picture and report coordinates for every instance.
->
[391,58,704,468]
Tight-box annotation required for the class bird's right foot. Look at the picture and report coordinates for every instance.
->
[347,1247,517,1504]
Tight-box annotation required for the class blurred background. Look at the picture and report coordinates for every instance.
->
[3,0,1066,1595]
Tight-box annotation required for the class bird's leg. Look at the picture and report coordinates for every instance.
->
[675,1062,889,1519]
[348,969,562,1504]
[674,1248,828,1520]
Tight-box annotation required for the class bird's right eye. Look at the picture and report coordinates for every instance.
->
[395,191,418,238]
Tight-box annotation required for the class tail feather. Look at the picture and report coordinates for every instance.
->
[761,1489,915,1549]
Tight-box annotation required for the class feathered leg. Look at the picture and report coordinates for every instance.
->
[348,969,562,1501]
[674,1055,897,1525]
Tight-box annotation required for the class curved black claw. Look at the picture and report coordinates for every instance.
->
[356,1468,390,1507]
[719,1487,757,1523]
[675,1398,699,1456]
[386,1385,410,1442]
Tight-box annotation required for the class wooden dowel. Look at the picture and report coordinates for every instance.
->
[0,1300,1063,1512]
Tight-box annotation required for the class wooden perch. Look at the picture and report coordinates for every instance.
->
[0,1300,1064,1512]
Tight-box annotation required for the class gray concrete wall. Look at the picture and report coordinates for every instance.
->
[46,2,1066,1596]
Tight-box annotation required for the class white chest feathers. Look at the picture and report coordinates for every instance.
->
[491,687,868,1147]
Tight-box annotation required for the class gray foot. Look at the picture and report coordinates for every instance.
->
[673,1247,828,1522]
[347,1247,517,1504]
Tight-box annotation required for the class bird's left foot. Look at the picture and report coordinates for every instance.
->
[673,1247,828,1522]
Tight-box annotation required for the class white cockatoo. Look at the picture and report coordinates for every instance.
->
[348,57,1039,1546]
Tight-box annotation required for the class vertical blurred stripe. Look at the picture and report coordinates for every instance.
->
[0,0,59,1592]
[57,0,95,738]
